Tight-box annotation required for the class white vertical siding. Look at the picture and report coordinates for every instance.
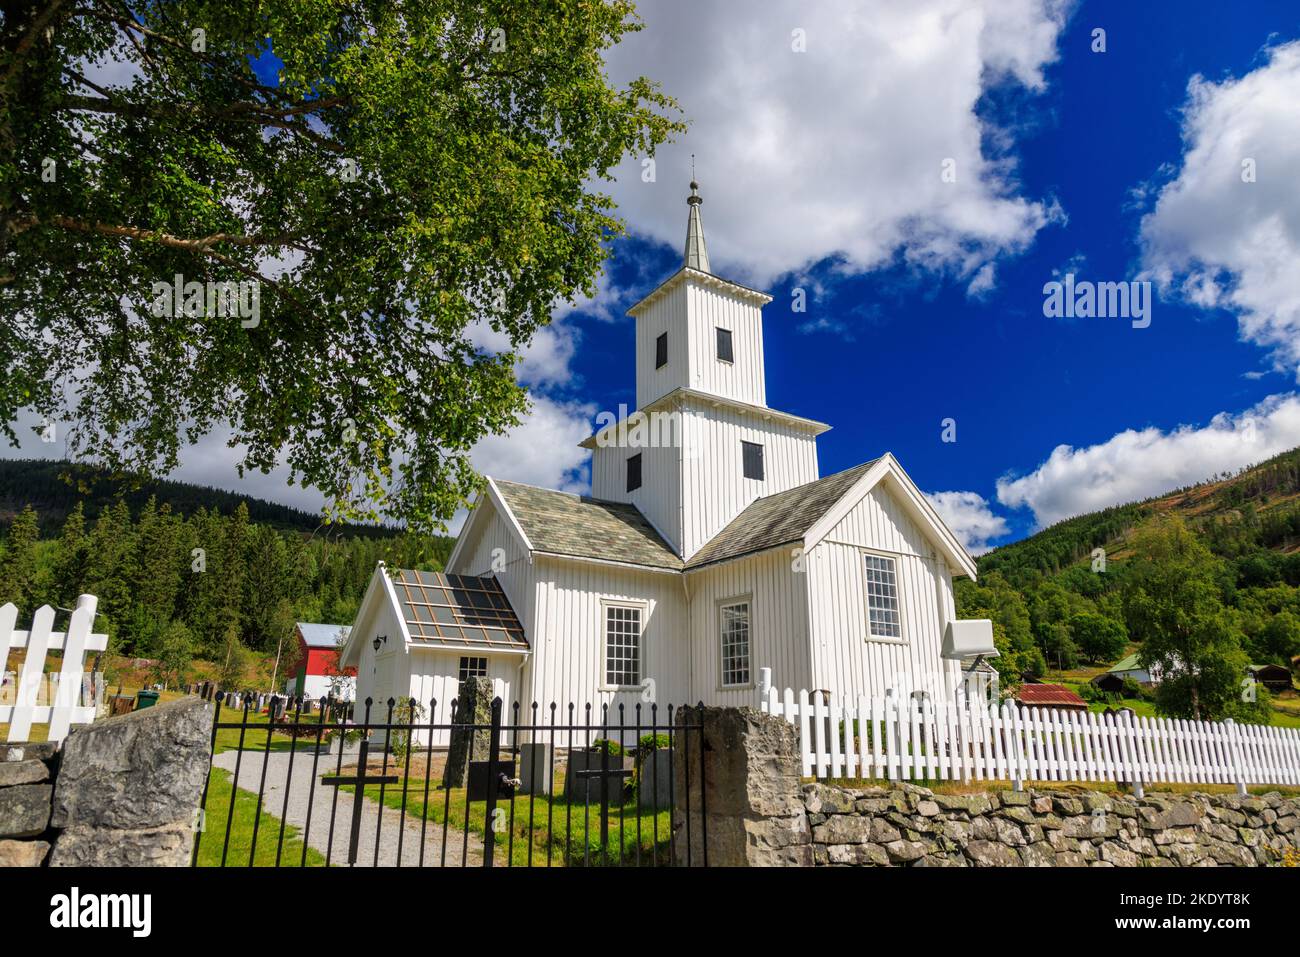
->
[634,277,767,409]
[804,479,961,702]
[589,431,682,555]
[407,651,514,747]
[686,281,766,406]
[528,556,688,724]
[684,548,812,706]
[634,283,690,408]
[680,404,819,558]
[352,584,409,710]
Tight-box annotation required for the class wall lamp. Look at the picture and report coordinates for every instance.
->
[373,634,388,652]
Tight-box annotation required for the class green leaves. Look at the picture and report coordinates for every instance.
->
[2,0,682,530]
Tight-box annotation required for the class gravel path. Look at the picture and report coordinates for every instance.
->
[210,746,487,867]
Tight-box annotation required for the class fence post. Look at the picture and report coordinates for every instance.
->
[1119,709,1144,798]
[1005,701,1024,792]
[955,685,970,785]
[1222,718,1249,797]
[482,696,503,868]
[757,667,771,710]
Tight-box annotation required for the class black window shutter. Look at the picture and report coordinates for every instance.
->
[627,453,643,492]
[716,327,734,362]
[655,332,668,369]
[742,441,764,480]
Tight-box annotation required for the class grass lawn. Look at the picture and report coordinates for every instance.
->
[211,708,342,754]
[193,767,326,867]
[345,768,674,867]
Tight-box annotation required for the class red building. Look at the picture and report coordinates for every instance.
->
[1016,682,1088,712]
[286,622,355,700]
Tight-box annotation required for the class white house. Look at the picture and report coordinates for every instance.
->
[340,180,986,734]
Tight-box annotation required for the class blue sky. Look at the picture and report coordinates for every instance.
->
[17,1,1300,550]
[505,0,1300,552]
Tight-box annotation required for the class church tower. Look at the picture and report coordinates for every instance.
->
[583,181,830,559]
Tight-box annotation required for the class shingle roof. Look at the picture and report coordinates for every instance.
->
[296,622,350,649]
[685,460,879,569]
[493,480,683,571]
[390,569,528,651]
[488,461,881,574]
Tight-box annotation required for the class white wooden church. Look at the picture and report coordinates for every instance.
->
[340,181,989,727]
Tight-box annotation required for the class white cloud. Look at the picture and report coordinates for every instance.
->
[926,490,1009,555]
[469,396,593,494]
[603,0,1071,286]
[1139,41,1300,376]
[995,393,1300,528]
[966,263,996,298]
[447,395,596,533]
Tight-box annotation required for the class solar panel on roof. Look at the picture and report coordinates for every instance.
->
[391,570,528,650]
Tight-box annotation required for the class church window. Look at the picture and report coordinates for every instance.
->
[604,604,642,687]
[716,327,734,363]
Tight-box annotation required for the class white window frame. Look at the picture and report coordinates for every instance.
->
[861,549,905,643]
[458,655,489,682]
[600,599,646,691]
[717,595,753,689]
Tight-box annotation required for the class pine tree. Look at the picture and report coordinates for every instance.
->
[50,500,89,607]
[0,505,40,609]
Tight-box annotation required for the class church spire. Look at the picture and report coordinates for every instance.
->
[683,178,710,273]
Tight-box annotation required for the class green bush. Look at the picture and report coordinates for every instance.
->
[590,738,623,757]
[389,696,426,761]
[636,733,670,755]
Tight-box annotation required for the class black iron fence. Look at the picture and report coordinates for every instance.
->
[192,692,708,868]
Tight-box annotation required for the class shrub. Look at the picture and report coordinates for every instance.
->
[389,696,426,761]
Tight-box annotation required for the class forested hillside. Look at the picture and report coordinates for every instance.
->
[0,459,403,535]
[956,447,1300,721]
[0,467,456,689]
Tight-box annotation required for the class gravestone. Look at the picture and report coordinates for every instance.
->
[518,743,552,794]
[441,677,494,788]
[564,749,631,803]
[637,749,673,810]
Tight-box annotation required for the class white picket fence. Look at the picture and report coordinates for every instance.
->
[761,685,1300,792]
[0,595,108,743]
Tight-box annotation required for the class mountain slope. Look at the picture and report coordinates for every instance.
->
[979,445,1300,585]
[0,458,410,538]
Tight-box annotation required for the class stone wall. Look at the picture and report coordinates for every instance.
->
[672,705,811,866]
[803,781,1299,867]
[676,706,1300,867]
[0,695,212,866]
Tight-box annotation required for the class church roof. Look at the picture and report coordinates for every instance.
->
[685,460,880,569]
[684,179,710,272]
[493,480,684,571]
[490,462,893,574]
[578,387,830,449]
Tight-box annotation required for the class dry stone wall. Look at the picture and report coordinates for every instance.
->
[0,695,212,867]
[674,706,1300,867]
[803,781,1299,867]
